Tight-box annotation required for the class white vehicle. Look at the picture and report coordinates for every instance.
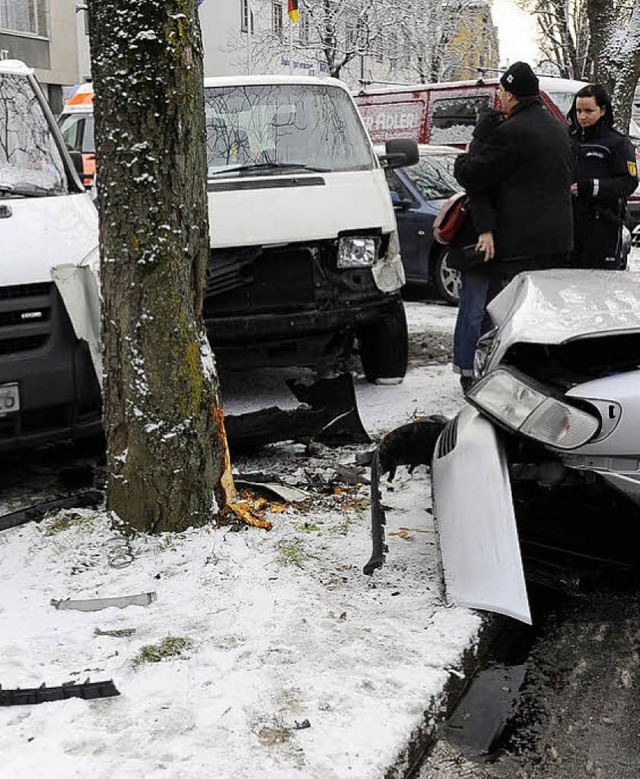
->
[58,75,417,382]
[365,269,640,625]
[0,60,101,451]
[432,269,640,624]
[202,75,417,380]
[58,82,96,189]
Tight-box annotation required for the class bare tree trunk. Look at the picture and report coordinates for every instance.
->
[588,0,640,130]
[87,0,228,533]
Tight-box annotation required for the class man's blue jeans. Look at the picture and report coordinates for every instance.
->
[453,271,490,376]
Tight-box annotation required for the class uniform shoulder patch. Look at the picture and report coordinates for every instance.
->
[628,160,637,177]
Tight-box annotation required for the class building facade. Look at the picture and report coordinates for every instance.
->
[0,0,89,113]
[199,0,499,89]
[0,0,498,112]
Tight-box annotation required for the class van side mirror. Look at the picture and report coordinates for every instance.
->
[383,139,419,169]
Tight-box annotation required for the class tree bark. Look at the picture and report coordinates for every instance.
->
[587,0,640,131]
[87,0,227,533]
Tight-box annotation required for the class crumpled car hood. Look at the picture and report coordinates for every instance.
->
[486,269,640,368]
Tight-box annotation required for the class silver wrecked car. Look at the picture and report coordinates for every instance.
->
[431,269,640,624]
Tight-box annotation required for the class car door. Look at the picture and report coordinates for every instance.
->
[384,168,428,284]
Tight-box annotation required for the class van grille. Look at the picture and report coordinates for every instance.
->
[0,282,50,300]
[204,241,382,318]
[0,283,53,355]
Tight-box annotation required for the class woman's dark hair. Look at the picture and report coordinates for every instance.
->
[567,84,614,131]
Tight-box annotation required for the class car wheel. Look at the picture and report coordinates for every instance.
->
[433,249,461,306]
[357,298,408,384]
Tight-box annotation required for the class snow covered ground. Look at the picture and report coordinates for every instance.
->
[0,299,484,779]
[5,249,639,778]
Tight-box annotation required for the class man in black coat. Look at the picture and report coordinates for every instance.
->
[454,61,573,297]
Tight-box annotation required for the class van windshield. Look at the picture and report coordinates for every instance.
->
[0,73,67,195]
[204,83,375,176]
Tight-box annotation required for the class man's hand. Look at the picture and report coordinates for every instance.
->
[476,231,495,261]
[570,182,579,196]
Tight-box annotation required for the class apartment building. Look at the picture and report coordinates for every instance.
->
[0,0,88,113]
[0,0,497,112]
[199,0,498,88]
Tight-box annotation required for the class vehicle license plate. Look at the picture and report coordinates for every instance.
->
[0,383,20,414]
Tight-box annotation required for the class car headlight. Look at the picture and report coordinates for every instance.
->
[467,367,600,450]
[337,236,379,268]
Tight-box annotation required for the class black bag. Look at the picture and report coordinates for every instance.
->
[447,243,487,273]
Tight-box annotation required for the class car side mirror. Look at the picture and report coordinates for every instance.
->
[390,191,414,209]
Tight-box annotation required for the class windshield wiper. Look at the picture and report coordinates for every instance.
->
[209,162,330,177]
[0,183,56,198]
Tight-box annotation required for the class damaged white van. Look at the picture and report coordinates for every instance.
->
[0,60,101,450]
[202,75,416,381]
[61,75,416,382]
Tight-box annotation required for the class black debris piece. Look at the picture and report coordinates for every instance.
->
[0,679,120,706]
[225,373,370,453]
[0,490,104,533]
[363,416,448,576]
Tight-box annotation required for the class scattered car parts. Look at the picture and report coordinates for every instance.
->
[0,679,120,706]
[0,491,103,533]
[225,373,370,453]
[51,591,157,612]
[363,415,447,576]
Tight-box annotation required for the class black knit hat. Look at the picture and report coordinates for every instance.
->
[500,62,539,98]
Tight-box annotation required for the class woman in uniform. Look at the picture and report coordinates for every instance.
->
[568,84,638,269]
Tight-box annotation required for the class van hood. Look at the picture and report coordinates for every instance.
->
[486,269,640,368]
[207,169,396,247]
[0,193,98,285]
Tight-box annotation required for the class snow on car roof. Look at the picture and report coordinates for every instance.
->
[356,76,587,96]
[0,59,32,76]
[203,74,347,90]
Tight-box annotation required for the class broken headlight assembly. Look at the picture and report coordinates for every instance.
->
[466,367,600,450]
[337,236,379,268]
[473,328,498,378]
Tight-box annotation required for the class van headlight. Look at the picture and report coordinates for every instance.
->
[337,236,379,268]
[467,367,599,450]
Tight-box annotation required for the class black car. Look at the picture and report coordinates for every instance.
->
[379,144,462,305]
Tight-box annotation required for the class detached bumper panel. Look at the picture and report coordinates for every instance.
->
[432,405,531,624]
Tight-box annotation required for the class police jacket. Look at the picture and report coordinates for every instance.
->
[454,97,573,262]
[570,118,638,223]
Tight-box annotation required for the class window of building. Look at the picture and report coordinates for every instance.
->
[298,8,309,45]
[272,1,283,37]
[240,0,253,33]
[374,35,384,64]
[0,0,49,38]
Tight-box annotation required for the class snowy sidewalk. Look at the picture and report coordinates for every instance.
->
[0,303,486,779]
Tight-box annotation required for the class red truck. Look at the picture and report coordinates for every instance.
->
[353,76,586,148]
